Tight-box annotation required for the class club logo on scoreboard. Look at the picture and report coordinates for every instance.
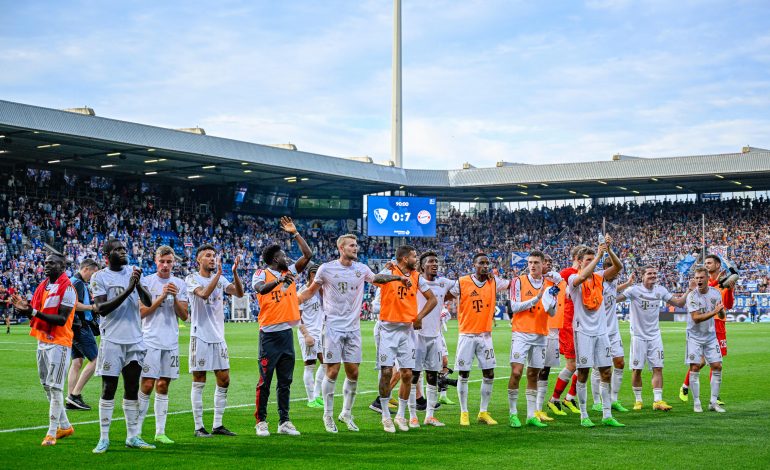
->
[374,208,389,224]
[417,210,431,225]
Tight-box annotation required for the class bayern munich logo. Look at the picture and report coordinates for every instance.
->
[417,210,431,225]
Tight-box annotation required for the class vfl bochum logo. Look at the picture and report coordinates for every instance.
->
[374,208,389,224]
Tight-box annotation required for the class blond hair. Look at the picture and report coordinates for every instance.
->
[155,245,175,258]
[336,233,357,248]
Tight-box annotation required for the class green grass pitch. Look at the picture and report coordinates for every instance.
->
[1,321,768,469]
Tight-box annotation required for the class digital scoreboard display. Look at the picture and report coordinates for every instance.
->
[366,196,437,237]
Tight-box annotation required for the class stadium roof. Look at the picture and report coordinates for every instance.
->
[1,99,769,202]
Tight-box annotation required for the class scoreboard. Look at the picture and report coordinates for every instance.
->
[366,196,437,237]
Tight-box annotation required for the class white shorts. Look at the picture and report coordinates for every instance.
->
[96,338,147,377]
[324,327,362,364]
[439,335,448,358]
[608,331,625,359]
[685,335,722,365]
[630,336,664,370]
[455,333,496,371]
[189,336,230,372]
[378,325,416,369]
[509,332,546,369]
[141,346,180,380]
[297,329,322,362]
[574,331,612,369]
[545,329,561,368]
[37,342,71,390]
[414,335,443,372]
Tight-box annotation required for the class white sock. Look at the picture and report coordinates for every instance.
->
[576,381,588,419]
[600,381,612,419]
[507,388,519,415]
[313,364,325,400]
[342,379,357,416]
[557,367,573,382]
[653,388,663,403]
[525,388,537,419]
[58,393,71,430]
[397,398,408,419]
[710,370,722,405]
[408,384,417,420]
[690,371,701,405]
[137,391,150,436]
[123,399,139,439]
[632,386,643,402]
[303,364,316,402]
[611,368,623,403]
[99,399,114,440]
[47,389,63,437]
[155,393,169,436]
[536,380,548,411]
[380,396,392,420]
[426,384,438,419]
[213,386,228,428]
[322,377,336,418]
[191,382,205,430]
[480,378,494,413]
[591,369,601,404]
[439,388,448,399]
[458,376,469,413]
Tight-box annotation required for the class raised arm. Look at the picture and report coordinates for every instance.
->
[11,294,71,326]
[373,273,411,286]
[93,268,141,316]
[224,255,245,298]
[603,236,622,281]
[618,272,636,293]
[135,279,152,307]
[572,244,606,287]
[280,217,313,273]
[667,278,696,308]
[196,259,223,301]
[297,281,322,304]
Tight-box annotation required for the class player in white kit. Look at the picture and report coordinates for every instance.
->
[590,258,634,413]
[298,264,325,408]
[685,267,725,413]
[90,239,155,453]
[186,244,244,437]
[136,245,189,444]
[567,239,624,428]
[411,250,454,427]
[297,234,410,433]
[617,265,692,411]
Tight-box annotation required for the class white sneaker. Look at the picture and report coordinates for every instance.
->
[693,401,703,413]
[323,415,338,433]
[709,402,726,413]
[255,422,270,437]
[277,421,300,436]
[382,418,396,433]
[423,416,446,427]
[337,413,359,432]
[394,417,409,432]
[409,417,420,428]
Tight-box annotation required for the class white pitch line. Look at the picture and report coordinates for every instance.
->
[0,376,509,434]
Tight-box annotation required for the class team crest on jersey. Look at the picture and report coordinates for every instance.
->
[327,351,333,359]
[633,359,639,366]
[458,359,465,366]
[689,354,695,360]
[142,364,150,373]
[198,359,206,367]
[380,354,387,362]
[103,361,111,372]
[439,282,445,287]
[580,357,587,365]
[355,271,362,278]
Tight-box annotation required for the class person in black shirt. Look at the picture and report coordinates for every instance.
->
[66,259,100,410]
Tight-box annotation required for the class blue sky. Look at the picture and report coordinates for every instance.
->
[3,0,769,169]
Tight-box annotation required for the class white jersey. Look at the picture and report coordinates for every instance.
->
[567,271,607,337]
[140,273,188,350]
[624,284,672,340]
[186,272,232,344]
[603,278,620,336]
[299,287,323,337]
[313,260,375,332]
[417,276,453,338]
[686,287,722,343]
[90,266,142,344]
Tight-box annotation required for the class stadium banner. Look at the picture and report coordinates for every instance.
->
[734,295,770,309]
[709,245,730,269]
[366,196,437,237]
[511,251,529,268]
[676,254,697,274]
